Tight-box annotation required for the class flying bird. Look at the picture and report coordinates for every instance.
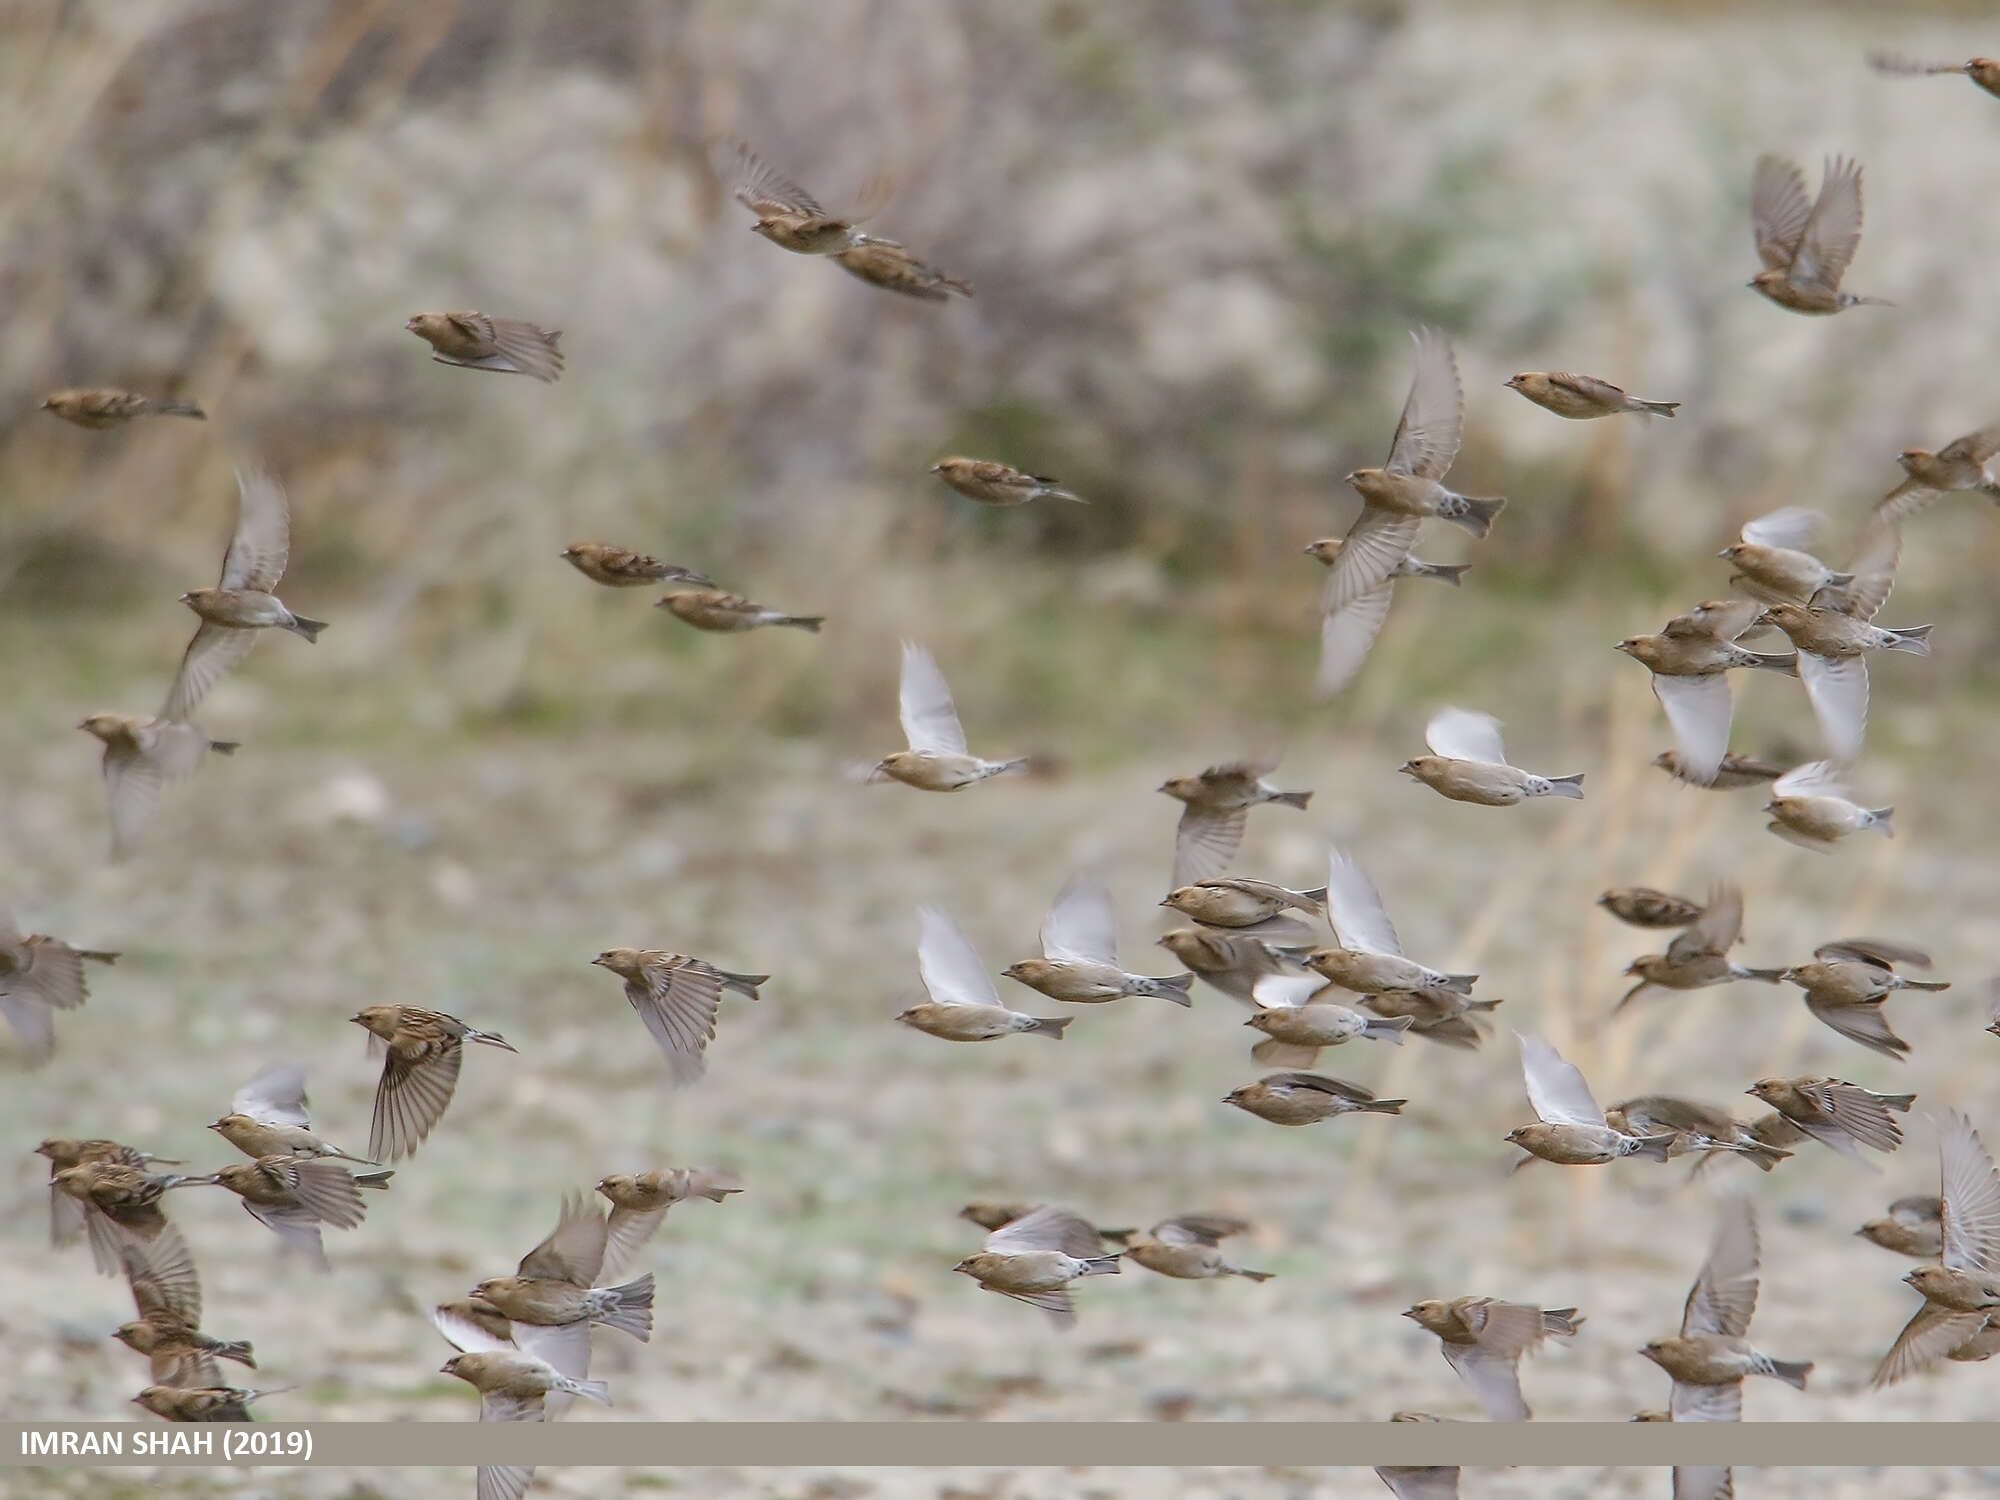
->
[41,388,204,427]
[868,642,1027,791]
[1615,883,1785,1014]
[350,1005,518,1162]
[1503,371,1678,419]
[1506,1033,1676,1166]
[1305,846,1477,999]
[406,312,564,382]
[1748,154,1889,314]
[1871,1112,2000,1388]
[1402,1296,1583,1420]
[930,457,1084,506]
[898,906,1072,1043]
[1762,761,1894,851]
[559,543,712,590]
[1615,599,1796,786]
[1779,939,1949,1060]
[0,910,117,1065]
[589,948,766,1085]
[654,589,822,633]
[951,1205,1123,1329]
[1399,706,1584,806]
[1867,51,2000,100]
[1157,758,1312,890]
[209,1062,373,1162]
[1002,872,1194,1007]
[721,139,885,255]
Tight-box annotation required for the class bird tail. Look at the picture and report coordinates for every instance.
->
[285,615,329,643]
[156,400,207,420]
[1844,295,1895,309]
[1629,1133,1678,1163]
[1635,399,1680,418]
[354,1170,395,1190]
[1868,807,1895,838]
[1139,972,1196,1006]
[1543,773,1586,799]
[208,740,241,755]
[1904,979,1953,992]
[598,1275,655,1339]
[1541,1308,1585,1337]
[1077,1255,1123,1276]
[1742,967,1789,983]
[216,1339,256,1368]
[1043,486,1087,504]
[563,1376,614,1406]
[1296,885,1330,907]
[1364,1016,1414,1044]
[1443,494,1506,539]
[1885,625,1933,657]
[1440,973,1479,995]
[1357,1098,1407,1116]
[1024,1015,1073,1040]
[1764,1356,1814,1391]
[1748,651,1799,676]
[76,949,121,965]
[1407,560,1470,586]
[1228,1265,1276,1283]
[1882,1092,1917,1113]
[1268,789,1313,810]
[991,757,1034,778]
[721,971,769,1001]
[776,615,824,632]
[1736,1141,1794,1172]
[1097,1228,1138,1245]
[468,1026,519,1052]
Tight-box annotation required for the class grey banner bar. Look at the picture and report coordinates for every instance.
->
[5,1423,2000,1467]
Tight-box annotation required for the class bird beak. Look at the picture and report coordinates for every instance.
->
[589,956,607,967]
[206,1121,223,1133]
[928,464,943,473]
[1853,1227,1869,1238]
[1397,761,1420,778]
[1761,800,1777,813]
[348,1013,365,1023]
[1716,549,1733,559]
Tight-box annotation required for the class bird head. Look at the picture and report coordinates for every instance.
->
[1503,374,1527,390]
[1302,539,1339,562]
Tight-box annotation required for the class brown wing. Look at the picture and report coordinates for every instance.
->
[368,1035,463,1162]
[9,939,86,1011]
[218,468,291,592]
[99,740,165,859]
[1803,994,1907,1059]
[480,318,564,384]
[1792,156,1866,294]
[122,1224,203,1327]
[272,1158,367,1230]
[1151,1213,1251,1247]
[1171,806,1249,890]
[599,1205,669,1285]
[725,139,827,218]
[1682,1195,1759,1339]
[628,958,725,1086]
[1669,883,1743,961]
[1457,1298,1554,1358]
[162,622,260,723]
[1315,581,1396,697]
[1872,1302,1988,1388]
[1751,155,1812,270]
[1268,1071,1379,1104]
[1822,511,1901,621]
[1670,1380,1743,1423]
[1438,1340,1530,1422]
[1384,326,1463,479]
[517,1190,609,1286]
[985,1205,1104,1257]
[1815,937,1929,968]
[1938,419,2000,467]
[1319,509,1422,617]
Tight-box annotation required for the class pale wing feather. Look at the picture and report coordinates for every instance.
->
[985,1204,1102,1256]
[517,1192,609,1285]
[1041,872,1119,965]
[1937,1110,2000,1273]
[1377,1469,1462,1500]
[600,1207,669,1285]
[370,1040,462,1162]
[1251,974,1329,1011]
[1517,1032,1605,1127]
[1772,760,1846,799]
[916,906,1000,1008]
[1795,652,1870,766]
[1740,507,1823,551]
[1385,327,1463,479]
[162,622,260,723]
[219,468,291,592]
[1439,1342,1530,1422]
[477,1466,535,1500]
[1424,706,1509,766]
[1324,848,1403,957]
[234,1063,311,1127]
[1650,674,1733,786]
[101,744,165,858]
[1793,156,1865,294]
[1315,582,1395,696]
[1319,510,1421,616]
[1751,155,1812,270]
[630,964,723,1086]
[509,1319,594,1385]
[241,1200,331,1271]
[1670,1381,1743,1423]
[1171,807,1248,890]
[1684,1195,1759,1339]
[1874,1303,1988,1388]
[432,1305,516,1356]
[0,995,55,1062]
[898,642,967,755]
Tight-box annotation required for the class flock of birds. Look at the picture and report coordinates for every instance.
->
[12,49,2000,1500]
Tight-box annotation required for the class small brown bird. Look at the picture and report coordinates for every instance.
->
[41,387,205,427]
[1403,1296,1584,1421]
[1323,327,1505,622]
[930,456,1083,506]
[108,1227,236,1387]
[472,1192,652,1397]
[209,1062,374,1163]
[1616,883,1785,1013]
[1763,761,1893,851]
[1780,939,1949,1060]
[560,543,711,589]
[1719,507,1851,604]
[133,1384,283,1422]
[1616,601,1796,786]
[957,1203,1136,1242]
[1871,1111,2000,1388]
[440,1349,610,1420]
[36,1138,174,1253]
[1003,872,1194,1007]
[1507,1033,1676,1166]
[590,948,765,1085]
[1868,51,2000,100]
[351,1004,518,1163]
[1222,1071,1405,1128]
[951,1204,1123,1328]
[1120,1215,1273,1283]
[835,241,971,300]
[1306,542,1468,697]
[1653,751,1785,790]
[1161,877,1326,937]
[1604,1096,1794,1173]
[0,910,116,1065]
[1880,416,2000,515]
[1858,1196,1945,1261]
[1358,987,1502,1051]
[50,1160,194,1288]
[1748,154,1888,314]
[1504,371,1677,419]
[168,467,325,728]
[723,139,882,255]
[1639,1195,1811,1420]
[1156,927,1297,1008]
[1158,758,1312,890]
[1243,972,1412,1068]
[1308,846,1477,998]
[1596,887,1705,930]
[433,1296,518,1358]
[1746,1076,1914,1162]
[596,1168,743,1281]
[406,311,563,382]
[868,642,1027,791]
[1399,706,1584,807]
[188,1154,392,1271]
[77,712,238,860]
[1304,539,1468,588]
[656,589,822,633]
[898,906,1072,1043]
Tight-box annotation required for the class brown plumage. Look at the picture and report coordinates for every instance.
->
[351,1004,517,1162]
[406,311,563,382]
[590,949,766,1085]
[560,543,712,589]
[41,388,205,427]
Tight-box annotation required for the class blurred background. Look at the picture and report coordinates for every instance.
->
[6,0,2000,1495]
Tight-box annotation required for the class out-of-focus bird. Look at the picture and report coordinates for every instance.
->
[595,1168,743,1281]
[1305,540,1467,699]
[1858,1196,1945,1261]
[560,543,712,590]
[50,1160,196,1289]
[1604,1097,1794,1173]
[209,1062,373,1163]
[590,948,766,1085]
[0,910,116,1065]
[1504,371,1678,419]
[1746,1076,1914,1162]
[1654,751,1785,790]
[898,905,1072,1043]
[1161,877,1325,938]
[350,1004,517,1163]
[187,1154,392,1271]
[1307,846,1477,999]
[1120,1215,1273,1283]
[41,388,205,427]
[1780,939,1948,1060]
[77,713,238,861]
[1399,706,1584,806]
[133,1384,284,1422]
[472,1192,653,1400]
[1596,887,1705,930]
[722,139,883,254]
[1871,1111,2000,1388]
[1718,508,1851,605]
[957,1203,1136,1243]
[1155,927,1298,1008]
[1158,759,1312,890]
[1763,761,1894,851]
[951,1205,1123,1328]
[113,1232,253,1389]
[1616,883,1785,1014]
[1506,1033,1676,1166]
[1375,1469,1460,1500]
[1748,154,1888,314]
[1880,416,2000,516]
[655,589,822,633]
[1003,872,1193,1007]
[406,312,564,382]
[167,467,325,728]
[1222,1071,1405,1128]
[1242,972,1412,1068]
[1616,600,1796,786]
[835,241,972,300]
[440,1339,609,1500]
[1358,988,1502,1051]
[1868,51,2000,99]
[1639,1196,1811,1420]
[1305,539,1468,587]
[869,642,1027,791]
[1403,1296,1584,1421]
[36,1138,175,1253]
[930,457,1083,506]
